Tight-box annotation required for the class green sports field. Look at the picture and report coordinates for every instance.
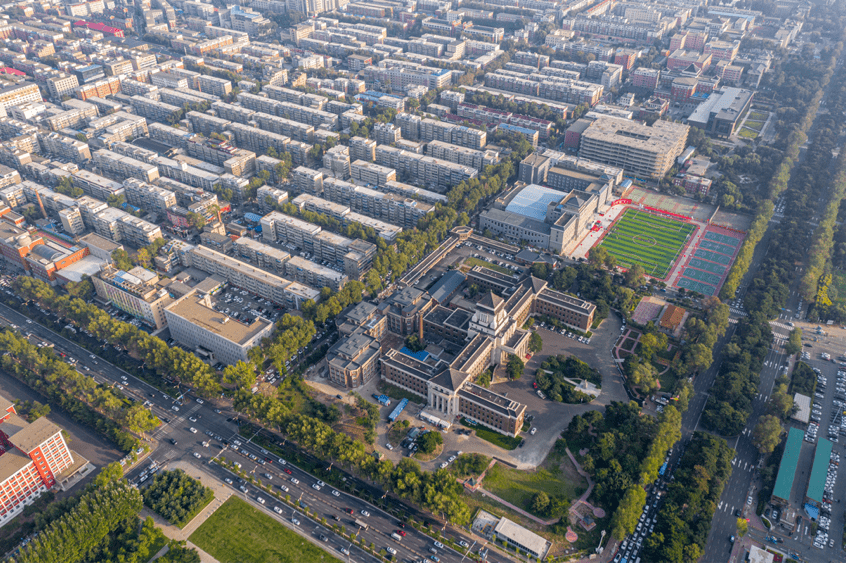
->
[596,209,696,279]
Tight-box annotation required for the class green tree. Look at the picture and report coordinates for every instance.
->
[417,430,443,454]
[107,194,126,208]
[506,354,524,380]
[530,492,550,515]
[529,331,543,353]
[94,461,124,487]
[785,327,802,355]
[624,264,646,288]
[404,334,425,352]
[112,248,133,271]
[186,211,206,230]
[223,361,257,390]
[611,486,646,538]
[752,415,783,454]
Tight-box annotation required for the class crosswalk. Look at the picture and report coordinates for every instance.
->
[152,403,201,439]
[731,308,747,316]
[770,321,793,331]
[755,393,770,402]
[730,456,751,471]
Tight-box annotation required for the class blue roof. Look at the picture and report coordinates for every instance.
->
[498,123,536,135]
[244,212,264,223]
[504,184,564,221]
[400,347,430,361]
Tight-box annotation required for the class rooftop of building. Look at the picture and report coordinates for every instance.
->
[482,208,551,236]
[166,291,274,345]
[504,184,565,221]
[581,117,689,152]
[493,518,549,556]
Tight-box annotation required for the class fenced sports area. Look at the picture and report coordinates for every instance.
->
[595,208,696,279]
[674,228,745,296]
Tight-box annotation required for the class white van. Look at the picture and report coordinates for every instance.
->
[391,533,403,542]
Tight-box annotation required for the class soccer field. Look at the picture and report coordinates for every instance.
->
[596,209,696,278]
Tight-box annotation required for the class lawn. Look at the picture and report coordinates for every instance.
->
[738,127,759,139]
[464,256,513,275]
[748,111,769,121]
[189,497,343,563]
[596,209,695,279]
[460,418,522,450]
[744,120,765,132]
[378,381,425,405]
[482,447,587,514]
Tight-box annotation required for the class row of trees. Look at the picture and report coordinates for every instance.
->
[700,313,773,435]
[11,481,143,563]
[801,62,846,311]
[142,470,215,528]
[14,277,223,397]
[641,432,734,562]
[0,328,155,451]
[720,42,842,300]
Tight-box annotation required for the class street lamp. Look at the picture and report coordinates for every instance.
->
[596,530,606,554]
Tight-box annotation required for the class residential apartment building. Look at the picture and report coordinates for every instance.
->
[197,75,232,97]
[92,265,173,328]
[130,96,181,123]
[38,133,91,164]
[232,237,291,275]
[285,255,348,291]
[375,145,478,191]
[327,331,381,388]
[187,245,319,309]
[93,149,160,183]
[71,170,124,201]
[350,160,397,186]
[122,178,177,214]
[0,83,42,112]
[322,178,434,229]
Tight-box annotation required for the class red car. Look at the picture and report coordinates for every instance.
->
[396,530,406,537]
[533,382,538,389]
[283,468,292,475]
[347,508,354,514]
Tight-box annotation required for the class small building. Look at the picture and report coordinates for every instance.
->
[792,393,810,424]
[772,427,804,505]
[806,438,832,506]
[493,517,551,559]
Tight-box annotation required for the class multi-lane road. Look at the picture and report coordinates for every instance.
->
[0,299,500,563]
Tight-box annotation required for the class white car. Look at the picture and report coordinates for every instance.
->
[274,506,283,514]
[193,452,201,459]
[360,510,370,517]
[440,462,448,469]
[290,478,299,485]
[317,480,326,487]
[196,398,204,404]
[279,484,289,492]
[189,427,197,433]
[386,443,394,450]
[188,416,197,422]
[530,427,537,435]
[291,517,300,525]
[312,483,321,491]
[256,497,265,504]
[434,541,444,549]
[171,405,180,412]
[332,490,340,497]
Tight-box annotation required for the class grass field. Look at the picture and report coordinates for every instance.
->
[189,497,343,563]
[482,447,587,514]
[464,256,512,275]
[596,209,695,279]
[744,120,765,132]
[460,418,522,450]
[738,127,759,139]
[748,111,769,121]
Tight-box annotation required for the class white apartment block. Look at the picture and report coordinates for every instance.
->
[93,149,160,183]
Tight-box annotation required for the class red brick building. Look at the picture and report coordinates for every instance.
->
[0,398,75,526]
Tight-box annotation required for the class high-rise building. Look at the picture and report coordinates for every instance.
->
[0,399,76,527]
